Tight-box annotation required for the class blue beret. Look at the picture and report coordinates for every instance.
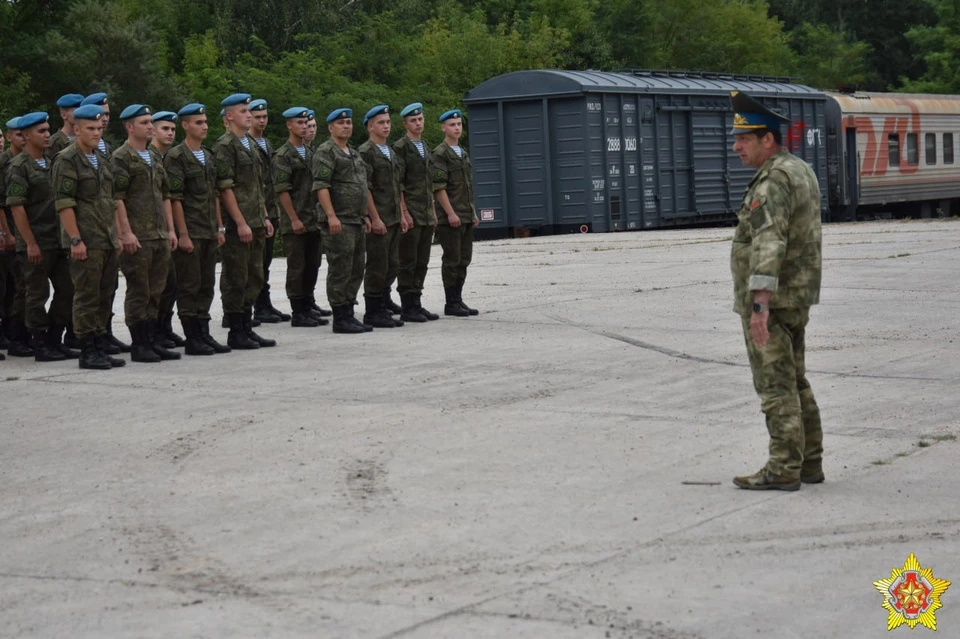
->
[400,102,423,118]
[363,104,390,126]
[729,90,790,135]
[5,116,21,130]
[282,107,310,120]
[221,93,252,107]
[306,109,316,121]
[16,112,49,130]
[439,109,462,123]
[56,94,85,109]
[177,103,206,117]
[151,111,178,123]
[326,108,352,123]
[219,108,225,116]
[73,105,105,121]
[249,99,267,112]
[80,93,108,106]
[119,104,152,121]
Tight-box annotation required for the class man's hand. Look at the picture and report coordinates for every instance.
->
[179,235,195,254]
[265,219,275,238]
[216,231,226,247]
[292,219,306,235]
[447,213,461,228]
[473,215,480,226]
[26,243,43,265]
[328,214,342,235]
[750,310,770,347]
[238,222,253,243]
[400,213,413,234]
[71,240,88,261]
[121,231,140,255]
[168,231,178,252]
[3,233,15,251]
[371,218,387,236]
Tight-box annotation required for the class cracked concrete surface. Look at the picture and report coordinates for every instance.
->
[2,219,959,638]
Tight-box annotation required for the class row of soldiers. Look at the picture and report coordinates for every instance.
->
[0,92,480,369]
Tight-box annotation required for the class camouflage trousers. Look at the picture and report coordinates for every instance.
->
[261,218,279,295]
[119,239,170,327]
[742,307,823,479]
[284,230,321,301]
[436,223,473,288]
[22,249,74,330]
[220,228,265,314]
[173,239,218,320]
[1,251,25,322]
[69,249,118,339]
[398,224,434,295]
[321,222,365,307]
[364,222,400,296]
[159,252,178,316]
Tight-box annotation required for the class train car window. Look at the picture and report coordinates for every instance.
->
[926,133,937,165]
[888,134,900,168]
[907,133,919,166]
[945,133,955,164]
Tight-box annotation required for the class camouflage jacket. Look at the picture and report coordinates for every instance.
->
[730,149,822,316]
[5,152,59,251]
[251,136,279,221]
[110,142,169,242]
[311,139,367,225]
[52,143,118,250]
[46,130,74,162]
[273,141,319,234]
[0,149,15,225]
[212,131,265,231]
[358,139,401,227]
[432,141,474,224]
[393,136,435,227]
[164,142,219,240]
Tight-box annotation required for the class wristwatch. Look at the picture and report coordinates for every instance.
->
[752,302,769,313]
[70,236,82,246]
[217,226,226,233]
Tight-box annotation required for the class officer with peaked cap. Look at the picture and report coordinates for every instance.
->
[47,93,85,161]
[212,92,276,349]
[1,116,29,356]
[394,102,439,322]
[727,90,824,492]
[53,104,126,369]
[432,108,479,317]
[7,111,80,361]
[111,104,181,363]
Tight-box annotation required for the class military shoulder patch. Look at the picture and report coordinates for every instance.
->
[434,169,446,181]
[9,182,27,197]
[217,162,230,178]
[749,200,768,231]
[170,176,184,191]
[115,174,130,190]
[59,177,76,194]
[276,170,289,183]
[319,165,331,178]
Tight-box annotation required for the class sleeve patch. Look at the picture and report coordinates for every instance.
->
[749,201,768,231]
[276,170,289,183]
[319,165,331,178]
[115,174,129,190]
[60,177,76,194]
[217,162,230,178]
[434,169,446,181]
[9,183,26,197]
[170,176,184,191]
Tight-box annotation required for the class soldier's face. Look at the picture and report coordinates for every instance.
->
[329,118,352,141]
[100,105,111,127]
[441,117,462,140]
[0,133,4,153]
[155,121,176,146]
[733,132,774,168]
[227,105,252,131]
[367,113,391,139]
[24,123,51,150]
[183,115,208,141]
[305,120,317,141]
[287,117,308,139]
[404,114,424,136]
[76,120,103,149]
[252,111,268,132]
[5,128,24,152]
[126,115,154,143]
[61,107,76,127]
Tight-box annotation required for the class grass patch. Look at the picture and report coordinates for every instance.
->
[5,376,20,382]
[895,452,910,458]
[871,459,890,466]
[932,434,957,442]
[917,440,931,448]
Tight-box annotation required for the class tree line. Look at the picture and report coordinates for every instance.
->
[0,0,953,147]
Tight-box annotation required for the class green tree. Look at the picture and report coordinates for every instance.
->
[901,0,960,93]
[791,23,872,90]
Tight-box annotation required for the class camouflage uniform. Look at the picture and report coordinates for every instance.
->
[46,131,74,162]
[149,142,178,324]
[432,141,475,289]
[6,153,74,332]
[111,143,171,328]
[731,149,823,481]
[394,136,435,295]
[359,140,402,297]
[312,139,367,308]
[164,142,219,320]
[273,141,321,306]
[252,136,281,311]
[212,132,266,315]
[0,149,26,347]
[52,144,119,339]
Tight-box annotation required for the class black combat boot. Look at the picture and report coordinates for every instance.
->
[254,289,282,324]
[0,317,11,349]
[31,329,66,362]
[7,320,36,357]
[266,292,291,322]
[444,287,470,317]
[49,324,80,359]
[291,299,320,327]
[105,314,132,353]
[456,283,479,315]
[63,321,82,349]
[227,313,259,350]
[415,293,440,321]
[79,335,112,370]
[198,318,232,353]
[94,333,126,367]
[310,300,332,317]
[348,302,374,332]
[243,311,276,347]
[183,317,215,356]
[400,293,427,323]
[383,289,402,315]
[306,298,329,324]
[161,311,186,347]
[364,295,395,328]
[148,320,182,360]
[130,322,161,363]
[332,304,364,334]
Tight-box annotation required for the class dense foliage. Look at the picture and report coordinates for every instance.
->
[0,0,945,146]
